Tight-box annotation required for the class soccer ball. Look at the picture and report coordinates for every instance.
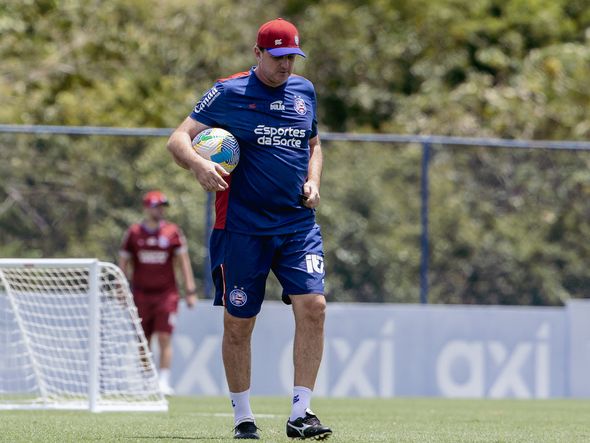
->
[192,128,240,173]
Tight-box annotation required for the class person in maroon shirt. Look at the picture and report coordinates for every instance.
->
[118,190,197,395]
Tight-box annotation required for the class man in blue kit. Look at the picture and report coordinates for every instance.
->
[166,18,332,440]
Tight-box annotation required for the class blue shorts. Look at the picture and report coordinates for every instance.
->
[210,224,325,318]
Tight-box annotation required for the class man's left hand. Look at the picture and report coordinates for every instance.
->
[302,181,320,208]
[185,294,197,308]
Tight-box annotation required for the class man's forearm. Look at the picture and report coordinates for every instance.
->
[308,138,323,186]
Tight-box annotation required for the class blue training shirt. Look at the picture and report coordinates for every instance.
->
[190,67,318,235]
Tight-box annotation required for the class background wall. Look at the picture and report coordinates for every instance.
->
[161,299,590,398]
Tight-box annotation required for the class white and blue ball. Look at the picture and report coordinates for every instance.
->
[192,128,240,173]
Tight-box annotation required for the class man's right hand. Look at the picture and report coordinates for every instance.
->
[191,159,229,192]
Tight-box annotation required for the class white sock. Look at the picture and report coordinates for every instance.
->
[230,389,255,425]
[159,368,170,385]
[290,386,312,421]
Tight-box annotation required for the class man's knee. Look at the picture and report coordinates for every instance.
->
[224,312,256,344]
[293,294,326,324]
[158,332,172,346]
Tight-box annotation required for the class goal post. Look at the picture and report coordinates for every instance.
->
[0,259,167,412]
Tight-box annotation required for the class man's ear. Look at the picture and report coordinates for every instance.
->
[253,45,263,61]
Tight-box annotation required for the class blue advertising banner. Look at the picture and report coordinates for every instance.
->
[163,300,585,398]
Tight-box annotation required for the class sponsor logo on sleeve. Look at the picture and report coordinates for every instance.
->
[193,87,220,113]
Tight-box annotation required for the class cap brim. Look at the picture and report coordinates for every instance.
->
[267,47,306,57]
[144,201,169,208]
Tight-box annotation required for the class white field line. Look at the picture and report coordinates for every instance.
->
[190,412,281,418]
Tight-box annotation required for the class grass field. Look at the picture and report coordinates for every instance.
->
[1,396,589,442]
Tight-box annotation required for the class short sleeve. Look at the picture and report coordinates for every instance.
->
[119,228,133,258]
[189,82,226,128]
[310,87,318,139]
[171,226,188,255]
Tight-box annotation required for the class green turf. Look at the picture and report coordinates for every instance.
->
[1,396,589,442]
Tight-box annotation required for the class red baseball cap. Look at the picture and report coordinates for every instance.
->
[256,18,306,58]
[142,190,169,208]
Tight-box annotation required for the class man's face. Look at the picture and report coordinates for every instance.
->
[255,47,296,87]
[145,205,165,221]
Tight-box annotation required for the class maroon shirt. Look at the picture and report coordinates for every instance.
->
[120,221,187,293]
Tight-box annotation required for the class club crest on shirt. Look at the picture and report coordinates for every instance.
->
[294,97,307,115]
[229,288,247,307]
[158,236,170,249]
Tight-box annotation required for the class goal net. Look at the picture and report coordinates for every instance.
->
[0,259,167,412]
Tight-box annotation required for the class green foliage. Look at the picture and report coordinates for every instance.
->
[319,142,423,303]
[427,147,590,305]
[1,0,589,305]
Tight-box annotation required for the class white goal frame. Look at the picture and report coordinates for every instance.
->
[0,258,167,412]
